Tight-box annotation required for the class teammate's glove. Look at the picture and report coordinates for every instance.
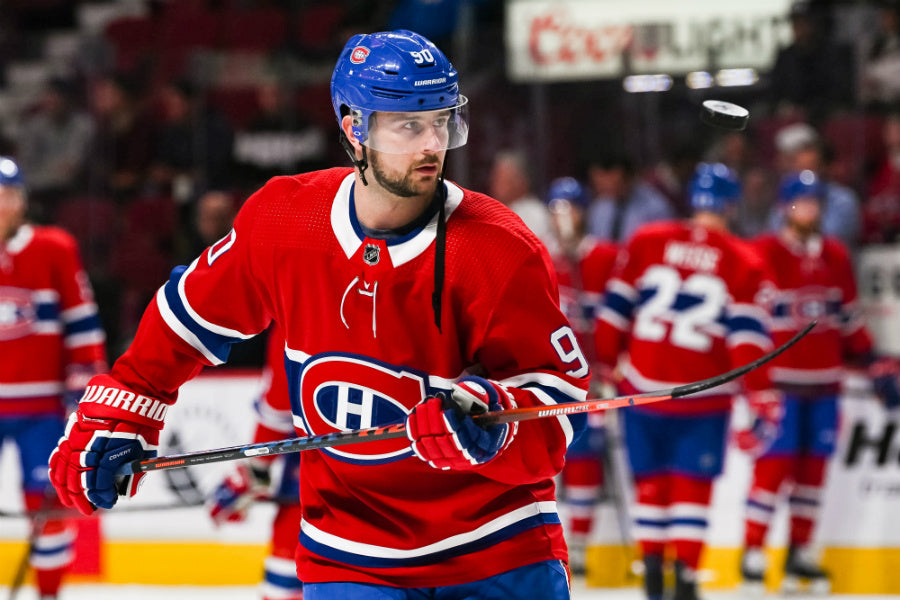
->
[406,376,518,471]
[208,461,271,525]
[734,390,784,457]
[869,357,900,409]
[48,374,169,515]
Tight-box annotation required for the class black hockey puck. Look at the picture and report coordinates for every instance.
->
[700,100,750,131]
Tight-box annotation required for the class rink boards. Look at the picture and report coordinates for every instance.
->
[1,371,899,592]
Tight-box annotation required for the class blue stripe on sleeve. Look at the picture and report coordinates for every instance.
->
[727,314,767,336]
[163,266,241,363]
[603,290,634,321]
[64,314,102,336]
[35,302,59,321]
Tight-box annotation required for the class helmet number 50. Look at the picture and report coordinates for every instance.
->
[551,326,589,379]
[410,49,434,64]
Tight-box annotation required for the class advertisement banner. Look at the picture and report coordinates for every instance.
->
[505,0,794,82]
[857,244,900,356]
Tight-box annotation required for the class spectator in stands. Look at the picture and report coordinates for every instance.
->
[148,78,234,256]
[388,0,462,49]
[233,80,328,191]
[735,166,778,239]
[488,149,557,252]
[705,131,754,177]
[186,189,238,261]
[645,141,704,218]
[148,78,235,206]
[585,152,674,243]
[16,77,95,223]
[768,123,861,250]
[860,1,900,111]
[769,0,855,124]
[87,72,155,201]
[862,110,900,244]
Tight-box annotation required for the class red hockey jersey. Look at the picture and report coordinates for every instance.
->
[252,325,293,449]
[552,238,619,372]
[110,168,590,586]
[752,233,872,394]
[596,221,774,414]
[0,225,106,416]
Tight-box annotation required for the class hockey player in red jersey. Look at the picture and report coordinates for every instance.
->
[739,170,900,593]
[48,30,590,599]
[208,326,303,600]
[595,163,779,600]
[0,156,107,600]
[546,176,619,575]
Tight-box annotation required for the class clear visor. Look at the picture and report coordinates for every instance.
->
[362,96,469,154]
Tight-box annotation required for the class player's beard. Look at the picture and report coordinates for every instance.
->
[369,150,442,199]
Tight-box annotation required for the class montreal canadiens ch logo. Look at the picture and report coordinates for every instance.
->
[791,287,830,322]
[350,46,370,64]
[298,354,441,464]
[0,286,36,341]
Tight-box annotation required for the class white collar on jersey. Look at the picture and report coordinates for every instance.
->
[330,173,464,267]
[5,224,34,255]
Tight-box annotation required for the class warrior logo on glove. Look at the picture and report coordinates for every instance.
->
[49,375,169,515]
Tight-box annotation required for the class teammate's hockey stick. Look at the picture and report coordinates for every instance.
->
[7,484,55,600]
[0,501,205,521]
[0,496,294,521]
[120,321,815,476]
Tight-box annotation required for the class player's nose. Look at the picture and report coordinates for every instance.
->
[421,126,447,153]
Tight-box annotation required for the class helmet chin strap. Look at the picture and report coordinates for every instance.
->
[340,133,369,186]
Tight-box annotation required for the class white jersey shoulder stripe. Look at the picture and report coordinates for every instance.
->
[156,286,223,365]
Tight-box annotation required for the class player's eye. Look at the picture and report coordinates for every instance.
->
[402,120,424,134]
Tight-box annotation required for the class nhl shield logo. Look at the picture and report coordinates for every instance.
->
[350,46,370,64]
[363,243,380,265]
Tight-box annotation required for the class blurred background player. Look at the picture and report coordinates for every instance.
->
[0,156,107,600]
[488,149,557,253]
[545,176,619,576]
[208,325,303,600]
[739,170,900,594]
[595,163,779,600]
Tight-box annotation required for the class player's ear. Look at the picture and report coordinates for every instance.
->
[340,115,364,158]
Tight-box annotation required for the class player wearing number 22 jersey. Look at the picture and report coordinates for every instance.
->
[595,163,776,600]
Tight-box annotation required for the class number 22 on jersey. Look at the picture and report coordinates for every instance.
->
[633,265,727,352]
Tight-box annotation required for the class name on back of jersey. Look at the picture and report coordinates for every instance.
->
[664,240,722,273]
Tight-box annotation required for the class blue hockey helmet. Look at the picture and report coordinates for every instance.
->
[547,177,590,209]
[778,169,825,203]
[688,162,742,213]
[331,30,469,154]
[0,156,24,188]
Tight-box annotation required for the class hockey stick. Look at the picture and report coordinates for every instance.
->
[0,501,205,521]
[120,321,815,476]
[0,496,295,521]
[7,485,55,600]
